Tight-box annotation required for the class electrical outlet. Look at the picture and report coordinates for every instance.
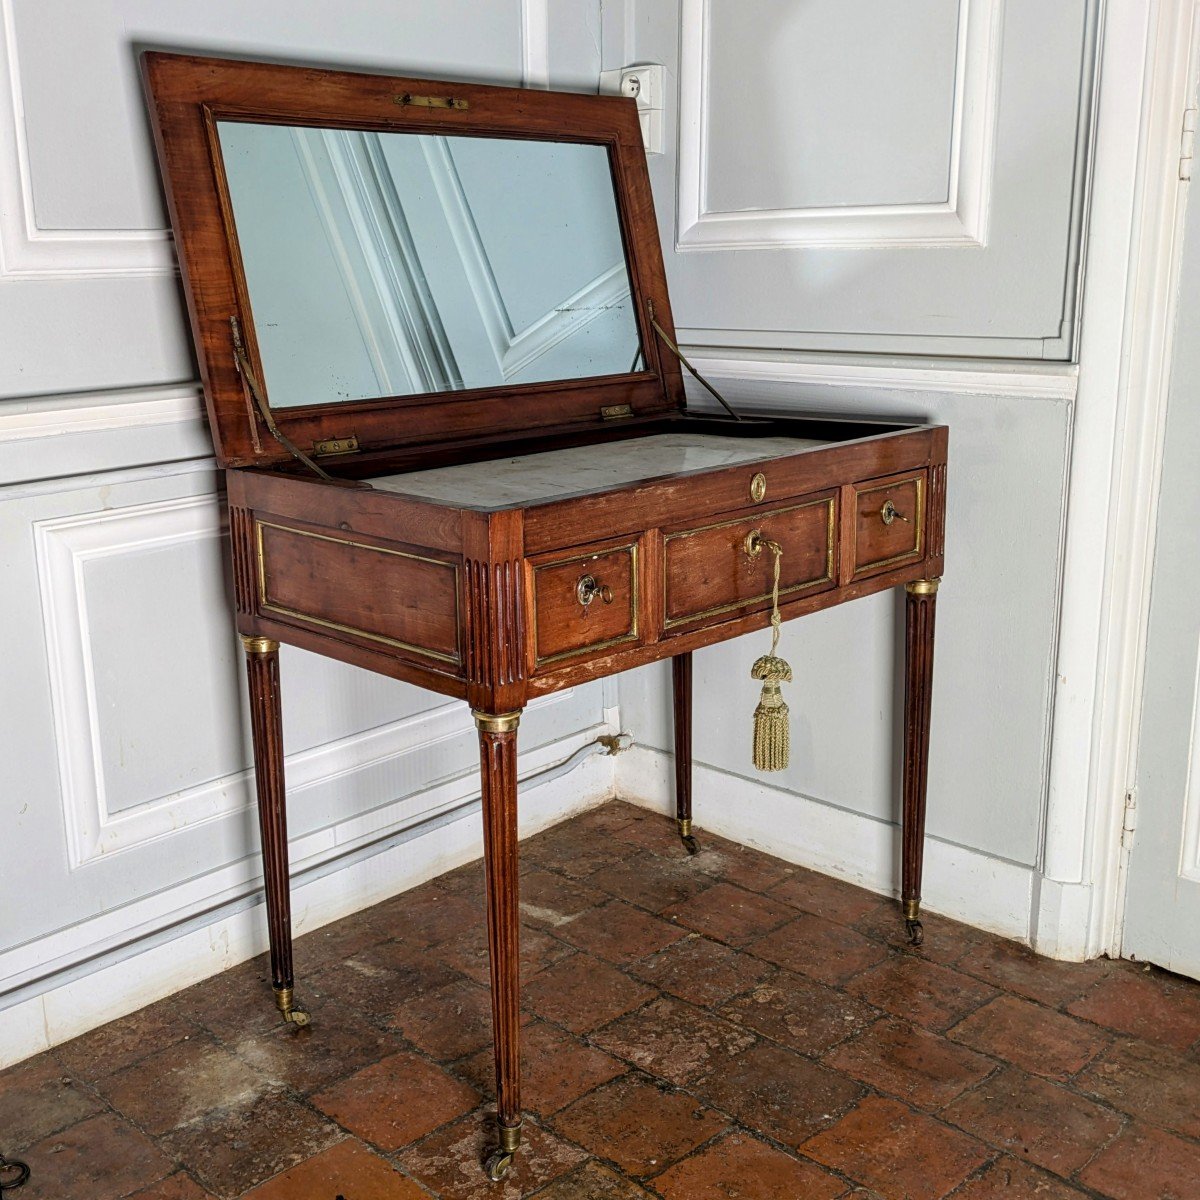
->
[599,63,665,155]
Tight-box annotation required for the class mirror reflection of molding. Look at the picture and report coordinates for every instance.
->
[217,122,642,409]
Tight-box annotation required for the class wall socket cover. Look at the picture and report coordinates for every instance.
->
[598,62,664,155]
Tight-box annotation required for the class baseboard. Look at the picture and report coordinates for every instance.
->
[0,741,615,1069]
[617,745,1035,943]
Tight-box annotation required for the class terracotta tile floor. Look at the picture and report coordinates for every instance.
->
[5,800,1200,1199]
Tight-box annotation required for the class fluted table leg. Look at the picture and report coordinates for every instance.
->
[474,708,523,1181]
[672,652,699,854]
[901,580,940,946]
[242,635,308,1026]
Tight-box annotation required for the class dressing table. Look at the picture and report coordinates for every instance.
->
[144,52,947,1181]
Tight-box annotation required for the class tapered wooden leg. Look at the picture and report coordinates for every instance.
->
[242,635,308,1026]
[901,580,940,946]
[474,708,523,1182]
[672,653,699,855]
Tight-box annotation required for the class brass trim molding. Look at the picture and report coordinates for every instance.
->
[255,520,461,667]
[240,634,278,655]
[905,578,941,597]
[532,541,640,667]
[472,709,522,734]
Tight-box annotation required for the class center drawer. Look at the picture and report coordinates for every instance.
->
[663,492,837,631]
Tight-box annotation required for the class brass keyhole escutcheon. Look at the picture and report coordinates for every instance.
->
[743,529,781,559]
[576,574,614,607]
[750,472,767,503]
[880,499,909,526]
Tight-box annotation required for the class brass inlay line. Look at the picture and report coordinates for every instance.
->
[255,520,461,667]
[662,497,836,629]
[851,473,926,577]
[532,542,640,667]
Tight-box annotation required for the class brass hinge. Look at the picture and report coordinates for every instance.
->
[395,93,468,110]
[600,403,634,420]
[314,435,360,457]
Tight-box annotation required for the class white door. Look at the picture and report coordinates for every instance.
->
[1122,117,1200,980]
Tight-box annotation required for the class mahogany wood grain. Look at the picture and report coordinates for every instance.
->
[530,541,638,667]
[673,653,693,829]
[849,471,926,582]
[243,641,294,996]
[903,584,939,921]
[477,718,522,1135]
[663,492,836,631]
[257,520,461,667]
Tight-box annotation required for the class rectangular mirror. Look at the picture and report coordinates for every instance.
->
[216,121,645,410]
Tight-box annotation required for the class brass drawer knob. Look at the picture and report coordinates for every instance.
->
[879,499,909,526]
[576,574,614,607]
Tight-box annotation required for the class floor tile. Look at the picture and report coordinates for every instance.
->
[691,1040,863,1146]
[652,1130,847,1199]
[389,977,508,1061]
[551,1075,728,1177]
[368,885,484,951]
[663,881,796,946]
[769,870,892,927]
[719,972,878,1056]
[1077,1122,1200,1200]
[240,1137,431,1198]
[0,1053,102,1152]
[430,921,573,987]
[852,906,996,968]
[309,940,463,1023]
[629,934,774,1006]
[522,953,656,1034]
[951,1156,1091,1198]
[400,1111,586,1200]
[228,998,403,1094]
[824,1017,995,1110]
[519,868,609,929]
[748,913,888,986]
[690,838,799,894]
[846,954,998,1033]
[531,1159,656,1198]
[940,1066,1123,1176]
[456,1021,626,1116]
[96,1034,271,1136]
[182,959,294,1043]
[1067,967,1200,1051]
[17,1112,174,1200]
[948,995,1109,1082]
[591,995,756,1086]
[589,849,717,913]
[52,999,202,1083]
[1074,1036,1200,1139]
[953,939,1113,1009]
[162,1087,341,1199]
[553,898,686,965]
[310,1049,479,1150]
[801,1096,990,1200]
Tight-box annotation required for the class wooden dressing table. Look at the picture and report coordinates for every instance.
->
[144,53,946,1182]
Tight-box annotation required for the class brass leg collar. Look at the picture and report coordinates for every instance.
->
[498,1122,522,1153]
[678,818,692,838]
[241,634,279,654]
[472,709,522,734]
[905,578,941,597]
[273,984,310,1026]
[902,898,921,921]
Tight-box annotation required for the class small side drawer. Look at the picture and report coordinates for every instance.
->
[531,540,639,667]
[849,471,926,580]
[663,493,837,631]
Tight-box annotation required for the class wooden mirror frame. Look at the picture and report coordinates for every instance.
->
[143,52,686,470]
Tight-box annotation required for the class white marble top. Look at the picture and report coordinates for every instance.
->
[369,432,826,509]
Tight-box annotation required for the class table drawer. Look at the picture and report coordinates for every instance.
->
[531,540,639,667]
[849,471,926,580]
[663,493,837,631]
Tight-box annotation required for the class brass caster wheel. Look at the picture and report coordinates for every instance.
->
[284,1007,311,1027]
[905,918,924,946]
[681,833,700,856]
[484,1150,514,1182]
[274,986,311,1027]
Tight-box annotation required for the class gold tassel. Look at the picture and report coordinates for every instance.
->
[750,537,792,772]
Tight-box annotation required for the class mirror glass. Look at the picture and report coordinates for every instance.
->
[216,121,644,408]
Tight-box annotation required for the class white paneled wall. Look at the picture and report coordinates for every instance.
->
[0,0,614,1068]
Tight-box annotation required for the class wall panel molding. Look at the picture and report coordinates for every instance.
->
[675,0,1003,251]
[0,0,174,278]
[0,385,204,443]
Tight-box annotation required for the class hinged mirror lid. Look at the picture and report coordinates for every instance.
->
[142,52,686,470]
